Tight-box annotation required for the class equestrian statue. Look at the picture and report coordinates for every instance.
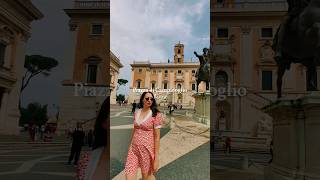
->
[194,48,210,92]
[273,0,320,98]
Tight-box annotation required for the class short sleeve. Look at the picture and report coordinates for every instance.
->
[154,113,162,129]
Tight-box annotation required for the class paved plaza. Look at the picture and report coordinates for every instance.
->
[0,133,89,180]
[211,140,271,180]
[0,105,272,180]
[110,105,210,180]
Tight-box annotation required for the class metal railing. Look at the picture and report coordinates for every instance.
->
[213,0,287,11]
[74,0,109,9]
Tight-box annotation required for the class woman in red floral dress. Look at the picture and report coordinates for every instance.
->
[125,91,162,180]
[76,96,109,180]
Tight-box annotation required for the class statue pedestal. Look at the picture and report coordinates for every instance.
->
[264,92,320,180]
[191,92,210,126]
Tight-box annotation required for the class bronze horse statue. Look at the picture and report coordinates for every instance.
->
[194,48,210,92]
[274,0,320,98]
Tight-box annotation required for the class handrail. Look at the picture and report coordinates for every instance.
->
[74,1,109,9]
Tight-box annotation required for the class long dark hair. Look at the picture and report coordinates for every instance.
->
[92,96,109,150]
[138,92,160,117]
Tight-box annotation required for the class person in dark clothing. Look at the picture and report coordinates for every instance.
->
[225,137,231,154]
[131,102,137,114]
[29,123,36,142]
[87,129,94,147]
[269,140,273,163]
[68,123,85,165]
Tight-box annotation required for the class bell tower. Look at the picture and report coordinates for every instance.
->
[174,42,184,64]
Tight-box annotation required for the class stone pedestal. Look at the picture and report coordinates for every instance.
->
[264,93,320,180]
[192,92,210,126]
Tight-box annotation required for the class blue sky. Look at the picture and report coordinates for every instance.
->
[111,0,210,96]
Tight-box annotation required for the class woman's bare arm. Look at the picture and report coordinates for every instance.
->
[154,128,160,160]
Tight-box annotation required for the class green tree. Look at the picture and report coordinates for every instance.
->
[117,78,128,90]
[19,55,58,110]
[20,102,48,126]
[116,94,125,103]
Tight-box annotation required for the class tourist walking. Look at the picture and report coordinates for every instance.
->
[40,125,45,139]
[124,92,163,180]
[28,122,36,142]
[225,137,231,154]
[269,140,273,163]
[68,123,85,165]
[131,102,137,114]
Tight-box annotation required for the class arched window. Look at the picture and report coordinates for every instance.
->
[87,64,97,83]
[306,70,318,91]
[151,81,156,89]
[136,80,142,89]
[192,83,196,91]
[86,56,101,83]
[215,71,228,87]
[177,84,182,89]
[163,82,168,89]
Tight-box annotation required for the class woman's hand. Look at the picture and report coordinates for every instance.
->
[153,158,159,173]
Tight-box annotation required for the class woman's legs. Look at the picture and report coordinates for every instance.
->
[126,173,137,180]
[141,172,156,180]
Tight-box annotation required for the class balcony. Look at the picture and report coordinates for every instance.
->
[176,74,183,80]
[74,1,109,9]
[212,0,287,12]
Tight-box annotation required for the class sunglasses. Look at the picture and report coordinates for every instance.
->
[145,97,154,101]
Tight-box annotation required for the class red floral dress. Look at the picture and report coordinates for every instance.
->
[124,109,162,175]
[76,152,90,180]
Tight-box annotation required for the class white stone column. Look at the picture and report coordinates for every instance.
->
[3,34,28,135]
[145,69,150,89]
[0,90,9,133]
[67,23,78,81]
[4,89,20,135]
[233,96,241,130]
[169,70,174,89]
[169,70,175,103]
[184,70,190,90]
[240,26,253,89]
[157,71,162,88]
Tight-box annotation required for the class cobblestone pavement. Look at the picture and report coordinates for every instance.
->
[211,144,271,180]
[0,133,90,180]
[111,106,210,180]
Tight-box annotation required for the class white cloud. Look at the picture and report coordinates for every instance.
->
[111,0,209,95]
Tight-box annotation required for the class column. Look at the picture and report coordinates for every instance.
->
[0,90,9,133]
[157,70,162,88]
[145,69,151,89]
[184,70,190,90]
[4,33,27,135]
[68,22,78,81]
[169,70,175,89]
[169,70,175,103]
[240,26,253,89]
